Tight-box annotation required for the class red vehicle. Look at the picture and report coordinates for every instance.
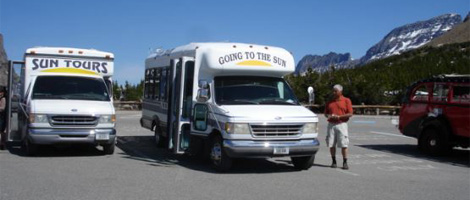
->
[399,74,470,155]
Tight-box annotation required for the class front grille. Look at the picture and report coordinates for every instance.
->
[50,115,98,126]
[250,124,303,137]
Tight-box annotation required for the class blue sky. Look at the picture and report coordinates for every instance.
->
[1,0,468,84]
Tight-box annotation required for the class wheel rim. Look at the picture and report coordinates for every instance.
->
[424,130,439,151]
[429,139,437,147]
[211,142,222,165]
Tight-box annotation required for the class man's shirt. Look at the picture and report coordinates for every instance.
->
[324,95,353,123]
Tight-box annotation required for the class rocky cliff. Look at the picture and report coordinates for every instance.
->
[426,13,470,47]
[295,52,357,75]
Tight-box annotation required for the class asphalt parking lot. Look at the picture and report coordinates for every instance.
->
[0,110,469,200]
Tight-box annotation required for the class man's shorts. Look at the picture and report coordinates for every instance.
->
[326,122,349,148]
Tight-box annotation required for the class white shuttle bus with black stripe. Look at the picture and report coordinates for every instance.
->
[141,43,319,171]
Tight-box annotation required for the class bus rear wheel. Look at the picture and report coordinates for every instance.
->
[154,125,168,148]
[419,127,450,156]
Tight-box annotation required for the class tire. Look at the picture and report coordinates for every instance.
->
[291,155,315,170]
[23,139,37,156]
[103,142,115,155]
[418,127,450,156]
[0,131,6,150]
[154,124,168,148]
[210,135,232,172]
[188,135,204,157]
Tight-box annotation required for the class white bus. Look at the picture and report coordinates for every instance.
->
[141,43,319,171]
[6,47,116,155]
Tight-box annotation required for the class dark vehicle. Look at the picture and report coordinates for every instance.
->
[399,74,470,155]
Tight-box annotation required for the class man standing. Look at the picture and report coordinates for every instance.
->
[324,84,353,170]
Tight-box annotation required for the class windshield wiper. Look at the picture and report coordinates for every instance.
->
[258,99,297,105]
[33,94,69,100]
[220,100,258,105]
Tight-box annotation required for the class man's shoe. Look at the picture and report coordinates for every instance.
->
[331,163,337,168]
[342,162,349,170]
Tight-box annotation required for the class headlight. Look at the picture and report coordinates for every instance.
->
[99,115,116,124]
[225,123,250,134]
[302,122,318,134]
[29,114,48,124]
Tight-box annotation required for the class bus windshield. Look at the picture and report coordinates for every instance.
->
[215,76,299,105]
[32,76,110,101]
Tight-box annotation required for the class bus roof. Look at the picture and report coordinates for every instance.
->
[146,42,295,76]
[26,47,114,59]
[147,42,290,59]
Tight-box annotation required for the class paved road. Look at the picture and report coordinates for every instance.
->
[1,111,469,200]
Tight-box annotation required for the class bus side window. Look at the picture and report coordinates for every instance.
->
[432,83,449,102]
[193,104,208,131]
[154,68,160,100]
[144,69,150,99]
[160,68,167,101]
[452,85,470,104]
[150,69,155,99]
[411,84,429,102]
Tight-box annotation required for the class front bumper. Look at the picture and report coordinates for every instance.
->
[223,139,320,158]
[28,128,116,145]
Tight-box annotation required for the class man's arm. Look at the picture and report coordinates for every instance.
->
[0,98,5,113]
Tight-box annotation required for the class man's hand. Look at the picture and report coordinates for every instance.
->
[328,114,339,120]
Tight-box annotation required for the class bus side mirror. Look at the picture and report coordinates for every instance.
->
[197,80,210,102]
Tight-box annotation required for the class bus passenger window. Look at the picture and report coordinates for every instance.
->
[432,84,449,102]
[144,69,150,99]
[452,85,470,104]
[412,85,429,102]
[160,68,167,101]
[154,69,160,100]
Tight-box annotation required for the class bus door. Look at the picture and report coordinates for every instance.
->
[168,57,194,154]
[6,61,25,143]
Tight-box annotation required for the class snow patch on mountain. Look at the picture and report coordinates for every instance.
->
[360,14,462,63]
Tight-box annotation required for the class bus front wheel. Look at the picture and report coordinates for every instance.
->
[210,135,232,172]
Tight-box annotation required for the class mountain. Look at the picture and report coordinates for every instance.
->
[0,34,7,86]
[295,52,357,75]
[426,13,470,47]
[296,13,463,75]
[360,14,462,63]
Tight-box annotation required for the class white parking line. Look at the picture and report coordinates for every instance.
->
[118,114,141,119]
[370,131,413,139]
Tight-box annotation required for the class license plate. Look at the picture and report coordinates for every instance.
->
[273,147,289,155]
[95,133,110,140]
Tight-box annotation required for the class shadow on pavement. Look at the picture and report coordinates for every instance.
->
[6,142,107,157]
[358,144,470,167]
[116,135,301,174]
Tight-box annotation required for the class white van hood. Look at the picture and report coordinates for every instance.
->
[31,100,114,115]
[218,105,317,123]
